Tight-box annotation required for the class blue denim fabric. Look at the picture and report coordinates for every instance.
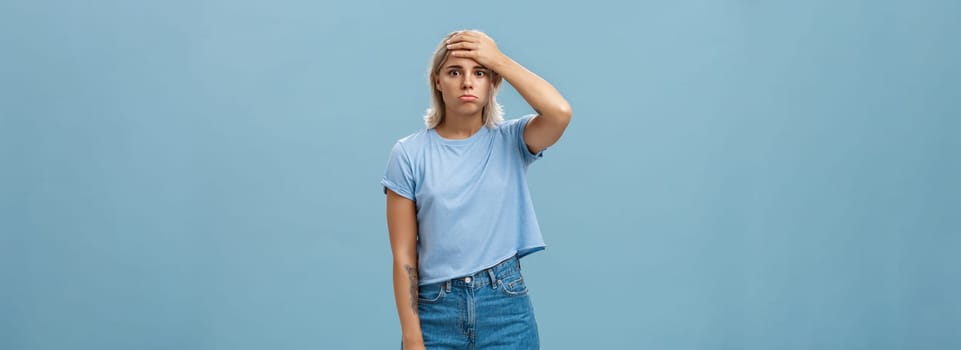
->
[403,255,540,349]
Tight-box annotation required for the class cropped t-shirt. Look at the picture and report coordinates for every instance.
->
[381,115,546,285]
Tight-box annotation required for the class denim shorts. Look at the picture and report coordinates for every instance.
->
[403,255,539,349]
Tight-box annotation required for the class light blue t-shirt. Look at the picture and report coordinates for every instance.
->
[381,115,546,285]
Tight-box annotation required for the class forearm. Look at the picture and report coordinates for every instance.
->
[386,190,424,348]
[393,258,424,345]
[492,55,572,122]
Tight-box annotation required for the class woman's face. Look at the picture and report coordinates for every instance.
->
[435,56,492,118]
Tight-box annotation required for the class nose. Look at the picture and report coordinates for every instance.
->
[461,73,474,90]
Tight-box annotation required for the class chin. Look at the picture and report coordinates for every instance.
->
[457,106,483,114]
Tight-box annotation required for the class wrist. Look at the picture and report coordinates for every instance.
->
[491,53,513,74]
[402,335,424,347]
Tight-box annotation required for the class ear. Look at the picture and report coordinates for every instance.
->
[434,75,440,91]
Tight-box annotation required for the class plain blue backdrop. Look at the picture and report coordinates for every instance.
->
[2,0,959,349]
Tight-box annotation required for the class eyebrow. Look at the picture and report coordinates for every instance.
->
[444,65,489,70]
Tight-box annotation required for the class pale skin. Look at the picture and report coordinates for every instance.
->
[387,30,571,350]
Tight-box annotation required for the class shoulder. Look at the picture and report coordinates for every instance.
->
[393,128,430,148]
[387,128,431,161]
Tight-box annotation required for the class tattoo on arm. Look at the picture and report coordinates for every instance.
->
[404,264,418,313]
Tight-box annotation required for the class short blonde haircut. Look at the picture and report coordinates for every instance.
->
[424,30,504,129]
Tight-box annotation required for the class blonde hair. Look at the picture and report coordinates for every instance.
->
[423,30,504,129]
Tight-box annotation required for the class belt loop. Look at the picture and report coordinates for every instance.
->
[445,280,451,293]
[487,267,497,289]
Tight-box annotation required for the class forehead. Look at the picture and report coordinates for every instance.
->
[442,56,486,69]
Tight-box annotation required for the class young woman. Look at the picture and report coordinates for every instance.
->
[382,29,571,350]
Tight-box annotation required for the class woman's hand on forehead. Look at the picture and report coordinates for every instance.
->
[445,31,507,72]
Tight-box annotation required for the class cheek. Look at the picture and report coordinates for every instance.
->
[480,82,493,98]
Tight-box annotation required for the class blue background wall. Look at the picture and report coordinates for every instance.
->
[2,0,958,348]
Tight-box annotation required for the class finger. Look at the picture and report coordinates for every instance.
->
[446,42,476,51]
[448,49,473,58]
[446,34,476,45]
[457,32,477,40]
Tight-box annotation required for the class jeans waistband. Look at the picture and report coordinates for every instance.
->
[440,255,522,291]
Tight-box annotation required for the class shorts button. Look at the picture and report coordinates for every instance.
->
[464,276,472,283]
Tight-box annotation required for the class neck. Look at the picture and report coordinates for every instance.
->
[436,111,483,140]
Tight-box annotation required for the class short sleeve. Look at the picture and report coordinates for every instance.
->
[515,114,545,165]
[381,142,416,200]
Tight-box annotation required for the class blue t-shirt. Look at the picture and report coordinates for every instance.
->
[381,115,546,285]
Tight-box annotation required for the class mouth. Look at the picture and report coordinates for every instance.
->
[458,94,478,102]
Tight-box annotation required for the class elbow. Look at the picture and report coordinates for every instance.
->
[393,254,417,268]
[391,242,418,262]
[555,102,572,126]
[560,102,572,120]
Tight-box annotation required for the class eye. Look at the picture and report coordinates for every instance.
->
[475,70,487,77]
[447,70,461,76]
